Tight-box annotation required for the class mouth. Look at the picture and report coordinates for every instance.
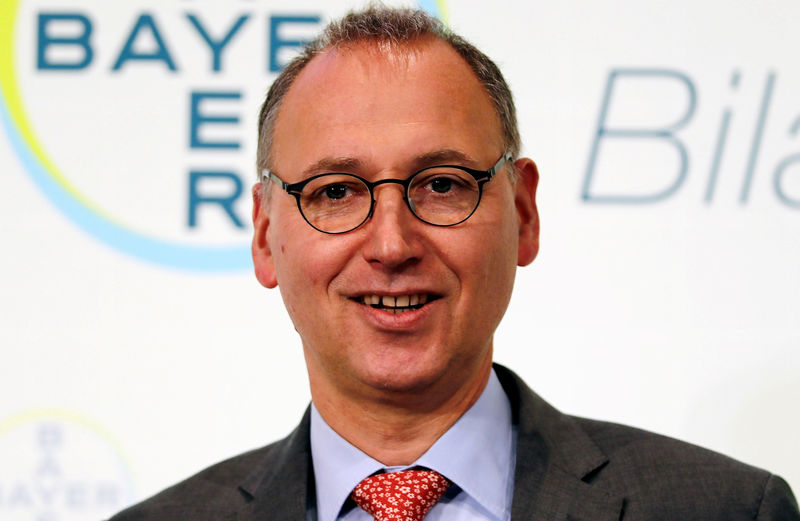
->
[352,293,440,314]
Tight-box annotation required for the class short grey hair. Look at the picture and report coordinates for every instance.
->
[256,5,520,178]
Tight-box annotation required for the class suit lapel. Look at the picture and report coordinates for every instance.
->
[495,365,625,521]
[236,408,314,521]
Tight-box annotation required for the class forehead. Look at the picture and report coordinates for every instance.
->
[270,38,503,175]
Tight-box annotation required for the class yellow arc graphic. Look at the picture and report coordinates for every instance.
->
[0,0,121,223]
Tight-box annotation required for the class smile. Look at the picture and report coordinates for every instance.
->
[354,294,438,314]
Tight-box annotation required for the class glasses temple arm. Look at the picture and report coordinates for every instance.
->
[487,152,514,178]
[262,170,289,190]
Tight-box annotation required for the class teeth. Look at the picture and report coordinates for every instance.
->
[359,294,431,309]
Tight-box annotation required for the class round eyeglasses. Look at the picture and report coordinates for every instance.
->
[262,152,513,234]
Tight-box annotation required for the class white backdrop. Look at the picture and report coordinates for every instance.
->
[1,1,798,519]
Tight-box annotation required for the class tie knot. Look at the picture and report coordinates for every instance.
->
[351,469,451,521]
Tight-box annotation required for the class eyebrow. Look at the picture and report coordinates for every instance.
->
[302,157,364,177]
[411,149,478,169]
[301,149,479,177]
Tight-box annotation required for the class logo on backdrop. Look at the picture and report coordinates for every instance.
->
[0,411,136,521]
[0,1,447,272]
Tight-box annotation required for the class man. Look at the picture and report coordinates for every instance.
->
[110,6,799,521]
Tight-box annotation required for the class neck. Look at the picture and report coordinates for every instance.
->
[309,356,493,466]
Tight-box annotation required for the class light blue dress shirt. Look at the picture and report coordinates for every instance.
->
[310,369,516,521]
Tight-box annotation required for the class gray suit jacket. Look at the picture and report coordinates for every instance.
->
[109,364,800,520]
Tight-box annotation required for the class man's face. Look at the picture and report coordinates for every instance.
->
[252,39,538,402]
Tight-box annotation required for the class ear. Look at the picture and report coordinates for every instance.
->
[252,183,278,288]
[513,158,540,266]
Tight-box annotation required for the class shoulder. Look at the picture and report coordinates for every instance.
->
[576,415,764,486]
[571,415,798,519]
[107,439,287,521]
[577,415,760,475]
[495,364,799,519]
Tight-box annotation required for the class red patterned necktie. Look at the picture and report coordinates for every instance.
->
[351,469,451,521]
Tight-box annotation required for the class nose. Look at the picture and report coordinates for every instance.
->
[361,184,423,269]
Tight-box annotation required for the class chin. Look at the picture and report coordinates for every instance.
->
[359,361,446,395]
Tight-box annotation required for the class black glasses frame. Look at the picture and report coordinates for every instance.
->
[262,152,513,234]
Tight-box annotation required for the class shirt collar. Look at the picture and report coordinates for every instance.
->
[310,368,514,521]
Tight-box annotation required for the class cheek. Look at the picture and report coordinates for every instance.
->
[470,208,519,271]
[459,207,519,309]
[272,222,356,299]
[275,239,323,290]
[271,211,320,282]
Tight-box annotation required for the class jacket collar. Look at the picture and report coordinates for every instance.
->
[236,365,624,521]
